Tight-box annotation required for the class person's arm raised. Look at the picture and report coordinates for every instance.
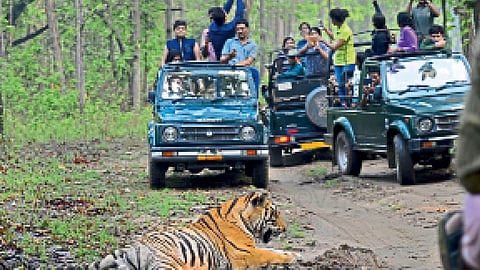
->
[406,0,414,13]
[223,0,234,14]
[426,0,440,17]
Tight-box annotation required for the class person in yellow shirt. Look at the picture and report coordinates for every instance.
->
[319,8,355,107]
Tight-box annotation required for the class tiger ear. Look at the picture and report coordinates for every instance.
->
[251,192,268,207]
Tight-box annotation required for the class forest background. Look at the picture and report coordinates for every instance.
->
[0,0,478,145]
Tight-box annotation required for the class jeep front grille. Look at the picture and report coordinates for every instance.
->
[435,114,460,132]
[181,127,237,141]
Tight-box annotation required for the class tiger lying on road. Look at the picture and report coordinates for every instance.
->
[90,191,299,270]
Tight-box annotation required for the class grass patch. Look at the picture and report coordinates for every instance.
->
[306,167,328,177]
[288,221,305,238]
[0,141,225,267]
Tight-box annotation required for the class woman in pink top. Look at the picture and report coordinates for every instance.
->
[389,12,417,53]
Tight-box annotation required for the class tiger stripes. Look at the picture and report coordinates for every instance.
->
[90,192,299,270]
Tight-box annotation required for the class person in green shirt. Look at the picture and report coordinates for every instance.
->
[274,49,305,81]
[419,24,451,53]
[319,8,355,107]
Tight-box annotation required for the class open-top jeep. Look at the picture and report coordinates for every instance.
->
[147,62,269,188]
[325,51,471,185]
[262,52,330,166]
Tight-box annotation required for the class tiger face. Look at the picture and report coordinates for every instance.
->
[240,192,287,243]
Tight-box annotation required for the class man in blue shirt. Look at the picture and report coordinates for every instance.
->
[220,19,259,90]
[220,20,256,66]
[208,0,245,61]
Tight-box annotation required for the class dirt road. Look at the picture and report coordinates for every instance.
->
[267,157,464,269]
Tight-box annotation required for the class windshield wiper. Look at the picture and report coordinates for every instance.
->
[398,84,431,95]
[435,80,470,91]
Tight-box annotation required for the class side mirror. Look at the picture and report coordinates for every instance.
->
[373,85,382,100]
[147,91,156,104]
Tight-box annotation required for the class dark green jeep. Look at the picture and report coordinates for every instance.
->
[325,51,471,185]
[147,62,269,188]
[262,55,330,167]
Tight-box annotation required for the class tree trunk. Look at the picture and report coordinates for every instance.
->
[131,0,141,107]
[259,0,265,78]
[165,0,173,39]
[45,0,66,94]
[181,0,186,18]
[244,0,253,21]
[75,0,85,114]
[275,6,282,47]
[8,0,13,46]
[288,0,295,38]
[0,0,5,57]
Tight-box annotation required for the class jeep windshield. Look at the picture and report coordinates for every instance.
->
[386,57,470,95]
[161,70,253,100]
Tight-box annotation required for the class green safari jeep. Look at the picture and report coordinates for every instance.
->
[325,51,471,185]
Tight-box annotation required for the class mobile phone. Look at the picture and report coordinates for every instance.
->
[318,19,324,29]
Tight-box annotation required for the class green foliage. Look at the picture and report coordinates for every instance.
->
[1,0,474,147]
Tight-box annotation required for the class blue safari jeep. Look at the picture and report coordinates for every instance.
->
[147,62,269,188]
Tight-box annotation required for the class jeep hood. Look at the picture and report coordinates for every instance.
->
[390,93,466,114]
[159,103,257,122]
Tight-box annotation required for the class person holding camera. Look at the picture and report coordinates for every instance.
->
[407,0,440,40]
[298,27,330,77]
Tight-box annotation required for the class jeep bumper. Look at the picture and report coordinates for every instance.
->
[150,145,269,162]
[408,135,457,153]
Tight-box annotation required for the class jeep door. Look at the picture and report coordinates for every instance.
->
[356,98,386,151]
[353,66,387,150]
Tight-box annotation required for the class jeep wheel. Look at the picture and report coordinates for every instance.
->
[335,131,362,176]
[269,148,284,167]
[252,159,269,188]
[394,135,415,185]
[149,154,167,189]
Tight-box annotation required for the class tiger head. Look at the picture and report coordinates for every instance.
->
[240,192,287,243]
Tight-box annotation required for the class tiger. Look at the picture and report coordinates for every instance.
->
[89,191,299,270]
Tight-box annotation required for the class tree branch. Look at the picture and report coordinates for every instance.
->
[11,25,49,47]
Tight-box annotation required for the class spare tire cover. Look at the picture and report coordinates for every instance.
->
[305,87,328,128]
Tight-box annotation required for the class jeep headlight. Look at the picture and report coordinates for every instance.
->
[239,126,256,141]
[162,126,178,142]
[416,118,434,133]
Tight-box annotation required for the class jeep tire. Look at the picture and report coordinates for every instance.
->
[251,159,269,188]
[269,148,284,167]
[335,131,362,176]
[394,135,415,185]
[149,153,167,189]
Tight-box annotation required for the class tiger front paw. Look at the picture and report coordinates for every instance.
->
[282,251,302,263]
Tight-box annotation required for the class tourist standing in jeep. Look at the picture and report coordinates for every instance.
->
[319,8,355,107]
